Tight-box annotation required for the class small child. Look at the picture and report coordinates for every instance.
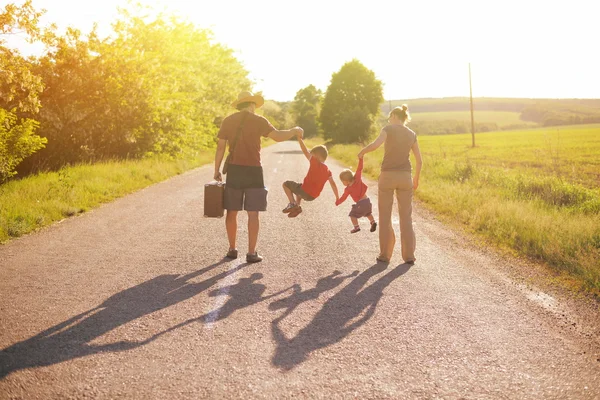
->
[282,133,339,218]
[336,157,377,233]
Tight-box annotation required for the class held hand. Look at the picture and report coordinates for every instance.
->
[214,171,222,182]
[357,150,365,159]
[295,127,304,138]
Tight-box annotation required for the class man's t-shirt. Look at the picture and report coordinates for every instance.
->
[217,111,275,167]
[301,156,332,199]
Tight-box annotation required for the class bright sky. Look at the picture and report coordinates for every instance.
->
[6,0,600,101]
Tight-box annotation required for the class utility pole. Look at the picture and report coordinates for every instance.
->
[469,62,475,147]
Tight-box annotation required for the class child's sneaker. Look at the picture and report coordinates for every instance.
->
[350,226,361,234]
[287,206,302,218]
[282,203,297,213]
[370,222,377,232]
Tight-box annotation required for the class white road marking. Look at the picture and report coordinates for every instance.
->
[203,258,243,329]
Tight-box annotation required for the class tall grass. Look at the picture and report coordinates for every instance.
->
[314,125,600,292]
[0,155,212,243]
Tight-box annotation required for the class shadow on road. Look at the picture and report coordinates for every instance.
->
[270,262,411,370]
[0,259,246,379]
[148,273,297,339]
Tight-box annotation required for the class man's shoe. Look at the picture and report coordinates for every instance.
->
[246,252,263,263]
[226,249,238,259]
[405,259,416,265]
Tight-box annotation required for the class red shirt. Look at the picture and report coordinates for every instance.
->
[336,157,368,205]
[301,156,332,199]
[217,111,275,167]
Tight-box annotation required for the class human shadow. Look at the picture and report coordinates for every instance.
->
[269,270,359,323]
[0,259,247,379]
[149,273,297,339]
[271,263,411,370]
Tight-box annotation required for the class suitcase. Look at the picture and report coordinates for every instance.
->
[204,181,225,218]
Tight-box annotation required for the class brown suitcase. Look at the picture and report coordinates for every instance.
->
[204,182,225,218]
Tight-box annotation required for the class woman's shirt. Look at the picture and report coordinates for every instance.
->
[381,124,417,172]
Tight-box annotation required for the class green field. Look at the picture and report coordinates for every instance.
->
[411,111,536,128]
[310,124,600,293]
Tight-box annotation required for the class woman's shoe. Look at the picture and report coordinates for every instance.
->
[226,249,238,259]
[246,252,263,263]
[376,255,390,263]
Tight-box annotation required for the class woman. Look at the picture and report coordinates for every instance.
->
[214,91,302,263]
[358,104,422,264]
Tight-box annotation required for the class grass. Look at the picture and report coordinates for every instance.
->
[309,124,600,293]
[0,154,213,243]
[0,136,278,244]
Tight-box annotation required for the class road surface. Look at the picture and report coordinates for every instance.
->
[1,141,599,399]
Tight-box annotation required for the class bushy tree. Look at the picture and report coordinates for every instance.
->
[320,59,383,143]
[291,84,322,138]
[0,109,45,181]
[0,0,55,179]
[16,4,251,173]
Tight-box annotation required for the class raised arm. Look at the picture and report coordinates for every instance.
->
[411,140,423,190]
[297,137,311,160]
[328,176,340,202]
[214,139,227,181]
[354,157,364,182]
[268,126,303,143]
[358,129,387,158]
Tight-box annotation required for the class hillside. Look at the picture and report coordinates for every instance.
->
[380,98,600,134]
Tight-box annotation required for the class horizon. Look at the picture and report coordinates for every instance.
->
[6,0,600,101]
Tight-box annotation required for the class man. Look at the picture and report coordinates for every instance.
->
[214,91,303,263]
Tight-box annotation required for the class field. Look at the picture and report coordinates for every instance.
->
[410,111,536,128]
[309,124,600,293]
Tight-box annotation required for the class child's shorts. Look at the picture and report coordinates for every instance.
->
[349,197,373,218]
[284,181,315,201]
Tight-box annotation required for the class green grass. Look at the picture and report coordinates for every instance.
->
[0,154,213,243]
[0,136,280,244]
[411,111,536,127]
[310,124,600,293]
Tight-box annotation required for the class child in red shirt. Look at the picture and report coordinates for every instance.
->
[336,157,377,233]
[282,133,339,218]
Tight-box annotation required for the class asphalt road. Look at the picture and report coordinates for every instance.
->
[1,141,599,399]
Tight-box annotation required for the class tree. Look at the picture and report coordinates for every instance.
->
[0,0,54,180]
[291,84,322,138]
[319,59,383,143]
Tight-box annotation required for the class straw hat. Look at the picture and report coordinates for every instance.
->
[231,91,264,109]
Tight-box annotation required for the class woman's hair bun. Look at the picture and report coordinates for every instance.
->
[401,104,408,112]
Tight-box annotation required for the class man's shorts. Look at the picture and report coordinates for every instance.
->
[349,197,373,218]
[224,164,268,212]
[283,181,315,201]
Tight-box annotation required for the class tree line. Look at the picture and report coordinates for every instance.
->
[1,2,385,183]
[1,1,252,181]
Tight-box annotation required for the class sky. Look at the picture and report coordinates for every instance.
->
[4,0,600,101]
